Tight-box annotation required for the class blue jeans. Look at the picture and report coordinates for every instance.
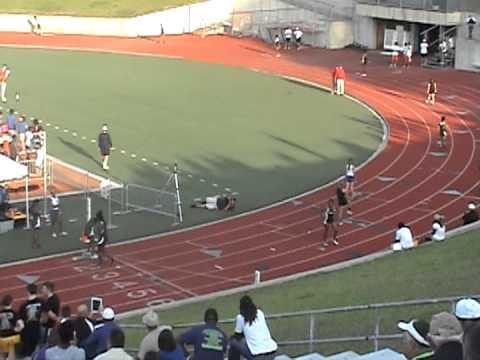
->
[228,338,253,360]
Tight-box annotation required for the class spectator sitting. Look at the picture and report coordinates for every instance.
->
[94,328,132,360]
[0,294,21,359]
[393,222,414,251]
[463,203,479,225]
[45,320,85,360]
[427,312,462,351]
[228,296,277,360]
[0,183,10,215]
[137,310,171,360]
[178,308,227,360]
[191,195,236,211]
[424,214,446,243]
[454,298,480,333]
[397,319,432,359]
[432,341,462,360]
[463,322,480,360]
[157,329,185,360]
[74,304,94,347]
[82,307,120,359]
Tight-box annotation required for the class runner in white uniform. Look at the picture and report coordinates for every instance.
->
[345,158,355,200]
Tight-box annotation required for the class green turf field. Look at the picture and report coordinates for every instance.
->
[0,47,382,262]
[2,0,201,17]
[121,230,480,356]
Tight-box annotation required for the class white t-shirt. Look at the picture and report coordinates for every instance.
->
[395,226,414,249]
[432,222,446,241]
[235,309,277,355]
[420,42,428,55]
[284,28,292,39]
[294,29,303,40]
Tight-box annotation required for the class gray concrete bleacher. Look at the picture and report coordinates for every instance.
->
[274,348,406,360]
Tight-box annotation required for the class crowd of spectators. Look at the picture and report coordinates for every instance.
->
[0,293,278,360]
[398,297,480,360]
[0,109,45,171]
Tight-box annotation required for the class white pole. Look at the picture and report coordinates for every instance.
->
[173,163,183,223]
[86,196,91,222]
[25,175,30,229]
[42,131,48,216]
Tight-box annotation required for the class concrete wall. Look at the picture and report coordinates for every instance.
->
[356,3,463,25]
[354,15,377,48]
[455,19,480,72]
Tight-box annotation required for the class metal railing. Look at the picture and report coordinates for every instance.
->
[356,0,477,12]
[122,294,479,356]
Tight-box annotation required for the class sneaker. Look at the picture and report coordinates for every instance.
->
[332,239,339,246]
[322,241,329,248]
[339,221,344,226]
[347,209,353,216]
[52,233,57,238]
[319,246,326,251]
[60,232,68,236]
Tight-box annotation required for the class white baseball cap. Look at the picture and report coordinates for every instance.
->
[455,298,480,320]
[468,202,476,210]
[102,125,108,131]
[398,320,430,346]
[102,307,115,320]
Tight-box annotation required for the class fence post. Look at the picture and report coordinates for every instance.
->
[373,308,380,352]
[309,314,315,353]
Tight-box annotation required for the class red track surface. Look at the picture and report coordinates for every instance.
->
[1,34,479,313]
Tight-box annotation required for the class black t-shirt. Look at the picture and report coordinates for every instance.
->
[336,188,348,206]
[19,297,44,356]
[216,197,229,210]
[0,308,18,337]
[74,317,94,346]
[42,294,60,329]
[463,210,479,225]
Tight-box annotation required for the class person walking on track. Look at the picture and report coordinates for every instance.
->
[30,199,41,249]
[0,64,11,103]
[345,158,356,200]
[321,198,339,251]
[98,124,112,171]
[93,210,114,267]
[426,79,437,105]
[438,116,448,148]
[49,191,68,238]
[336,183,352,225]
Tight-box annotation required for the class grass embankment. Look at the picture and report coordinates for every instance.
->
[2,0,201,17]
[122,230,480,356]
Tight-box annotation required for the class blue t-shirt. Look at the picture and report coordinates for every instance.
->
[179,324,227,360]
[16,121,28,134]
[159,345,185,360]
[6,114,16,130]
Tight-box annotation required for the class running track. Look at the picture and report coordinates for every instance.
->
[1,33,479,314]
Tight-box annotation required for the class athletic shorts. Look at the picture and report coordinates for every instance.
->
[346,175,355,183]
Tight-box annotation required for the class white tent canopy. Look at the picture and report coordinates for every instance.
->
[0,154,28,181]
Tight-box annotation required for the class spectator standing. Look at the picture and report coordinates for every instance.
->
[18,283,44,356]
[336,183,351,226]
[98,125,112,171]
[438,116,448,148]
[293,27,303,50]
[6,109,16,132]
[45,321,85,360]
[391,41,400,68]
[462,203,479,225]
[94,328,132,360]
[0,64,11,103]
[40,282,60,344]
[467,15,477,40]
[398,319,432,360]
[0,113,12,158]
[393,222,414,251]
[16,115,28,154]
[283,27,293,50]
[463,322,480,360]
[420,38,429,65]
[74,304,94,347]
[0,294,21,359]
[361,51,368,77]
[157,329,185,360]
[228,296,277,360]
[454,298,480,333]
[49,192,68,238]
[0,184,10,214]
[335,66,346,96]
[137,310,171,360]
[82,307,119,359]
[178,308,227,360]
[273,35,281,51]
[425,79,437,105]
[92,210,114,267]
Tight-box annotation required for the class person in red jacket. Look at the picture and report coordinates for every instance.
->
[335,66,346,96]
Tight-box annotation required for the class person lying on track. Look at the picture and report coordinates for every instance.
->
[191,195,236,211]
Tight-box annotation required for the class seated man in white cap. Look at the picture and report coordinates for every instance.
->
[455,298,480,333]
[137,310,171,360]
[397,319,432,359]
[463,203,479,225]
[82,307,120,359]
